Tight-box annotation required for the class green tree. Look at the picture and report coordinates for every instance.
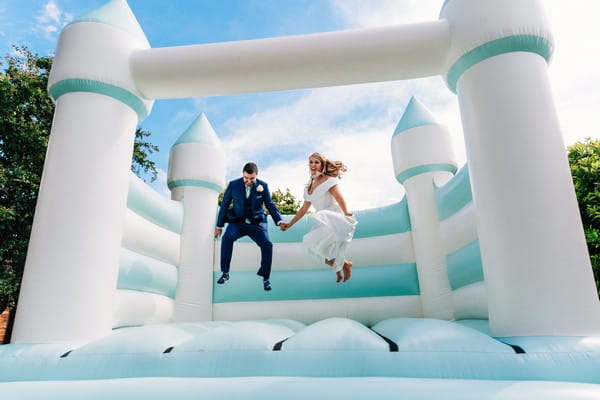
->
[217,187,301,215]
[568,138,600,295]
[132,128,159,182]
[0,46,159,336]
[271,188,301,215]
[0,46,53,317]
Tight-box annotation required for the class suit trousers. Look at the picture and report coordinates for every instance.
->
[220,222,273,279]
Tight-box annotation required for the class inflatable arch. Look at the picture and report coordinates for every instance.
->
[2,0,600,398]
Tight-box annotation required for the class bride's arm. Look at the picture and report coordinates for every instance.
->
[281,201,311,230]
[329,185,352,216]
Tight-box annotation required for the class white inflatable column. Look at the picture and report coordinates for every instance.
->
[168,114,226,321]
[442,0,600,335]
[11,0,153,343]
[391,97,457,320]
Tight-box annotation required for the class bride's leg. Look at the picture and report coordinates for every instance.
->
[342,260,353,282]
[326,259,342,282]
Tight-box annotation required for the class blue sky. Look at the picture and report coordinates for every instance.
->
[2,1,600,210]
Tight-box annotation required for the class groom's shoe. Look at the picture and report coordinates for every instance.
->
[263,279,272,291]
[217,272,229,284]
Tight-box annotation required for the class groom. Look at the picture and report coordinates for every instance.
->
[214,162,283,291]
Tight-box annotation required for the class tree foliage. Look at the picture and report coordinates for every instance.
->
[271,188,301,215]
[568,138,600,295]
[217,187,301,216]
[0,47,158,316]
[132,128,159,182]
[0,46,52,314]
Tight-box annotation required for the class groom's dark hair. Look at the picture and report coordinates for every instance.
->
[243,162,258,174]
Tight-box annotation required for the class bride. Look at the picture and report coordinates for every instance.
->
[280,152,357,282]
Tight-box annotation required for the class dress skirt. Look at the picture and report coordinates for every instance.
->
[302,209,357,272]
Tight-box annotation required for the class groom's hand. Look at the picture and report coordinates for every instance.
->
[214,227,223,238]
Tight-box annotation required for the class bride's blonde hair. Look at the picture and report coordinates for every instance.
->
[309,152,347,178]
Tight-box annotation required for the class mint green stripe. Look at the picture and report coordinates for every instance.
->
[439,0,451,18]
[435,163,473,220]
[392,97,437,137]
[128,177,182,234]
[167,179,223,193]
[48,79,148,121]
[396,163,457,184]
[118,248,178,298]
[212,264,419,303]
[447,35,553,93]
[351,198,411,237]
[232,198,411,244]
[447,240,484,290]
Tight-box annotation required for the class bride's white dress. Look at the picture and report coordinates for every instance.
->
[302,177,357,272]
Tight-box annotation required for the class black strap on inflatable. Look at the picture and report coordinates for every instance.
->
[507,344,526,354]
[371,330,399,352]
[59,350,72,358]
[272,338,288,351]
[162,346,174,354]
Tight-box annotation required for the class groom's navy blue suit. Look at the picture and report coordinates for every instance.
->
[216,177,282,280]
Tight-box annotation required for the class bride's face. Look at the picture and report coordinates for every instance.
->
[308,157,322,175]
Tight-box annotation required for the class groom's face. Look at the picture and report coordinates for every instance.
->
[243,171,258,187]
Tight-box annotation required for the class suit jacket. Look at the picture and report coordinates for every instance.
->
[216,177,282,228]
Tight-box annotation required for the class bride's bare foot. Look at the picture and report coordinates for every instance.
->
[336,271,343,282]
[342,260,353,282]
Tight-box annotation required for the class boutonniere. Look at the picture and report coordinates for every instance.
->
[256,184,264,192]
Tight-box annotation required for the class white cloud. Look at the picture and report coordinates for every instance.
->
[35,0,72,40]
[39,24,57,38]
[261,127,407,212]
[209,0,468,210]
[41,0,61,25]
[215,75,462,210]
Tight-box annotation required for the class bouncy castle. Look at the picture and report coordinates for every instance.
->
[2,0,600,398]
